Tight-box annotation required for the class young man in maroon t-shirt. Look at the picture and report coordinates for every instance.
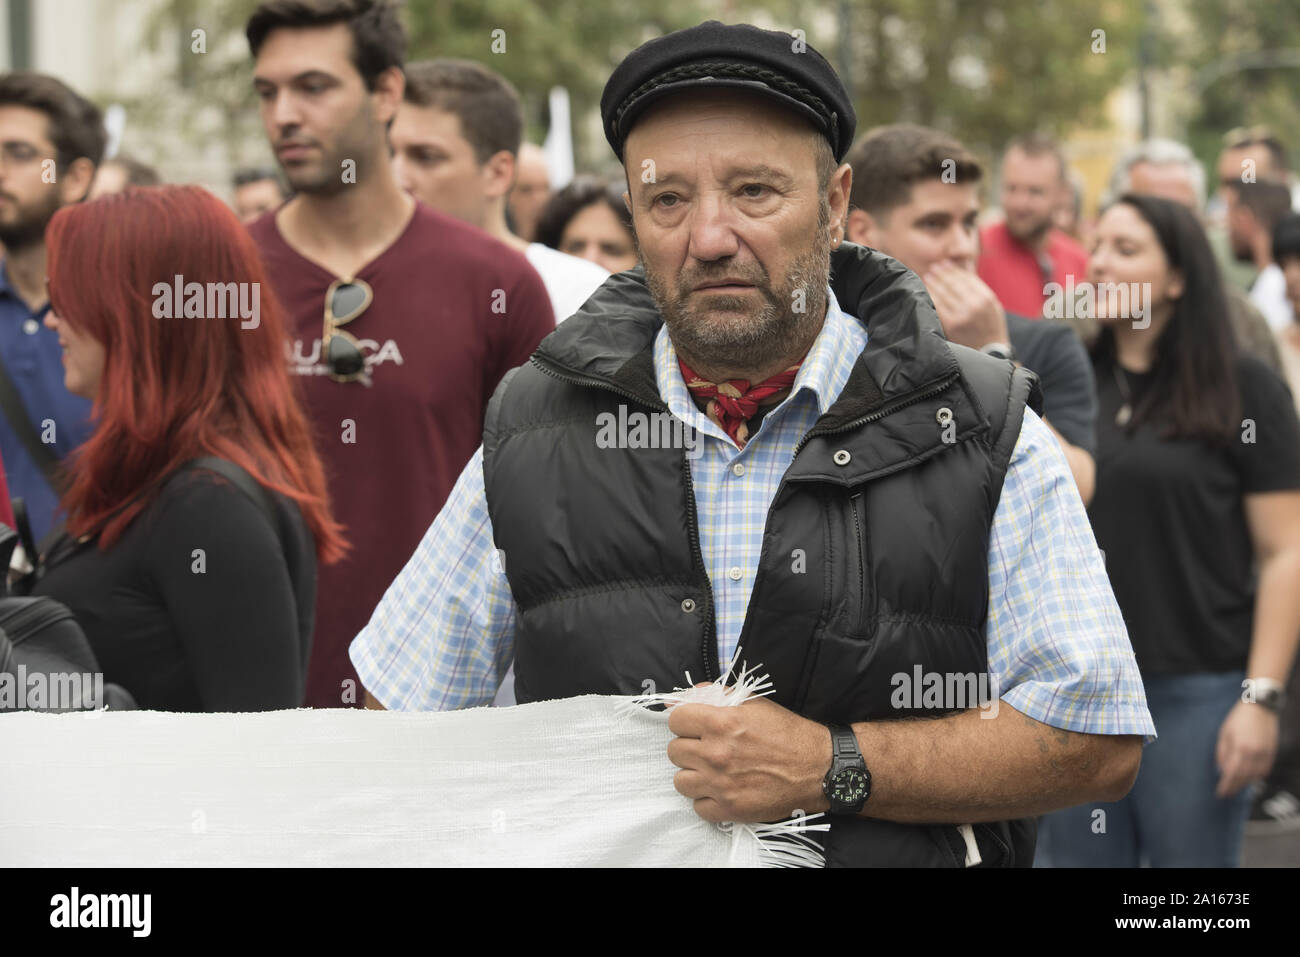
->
[245,1,554,708]
[977,134,1089,319]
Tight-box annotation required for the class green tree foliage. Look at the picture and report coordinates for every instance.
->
[403,0,705,168]
[130,0,1143,179]
[755,0,1140,156]
[1180,0,1300,186]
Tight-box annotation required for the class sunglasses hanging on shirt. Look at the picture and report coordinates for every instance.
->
[322,277,374,385]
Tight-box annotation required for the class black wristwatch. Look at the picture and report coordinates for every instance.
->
[821,724,871,815]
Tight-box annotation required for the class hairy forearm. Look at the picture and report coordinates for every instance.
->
[1249,547,1300,682]
[845,703,1140,823]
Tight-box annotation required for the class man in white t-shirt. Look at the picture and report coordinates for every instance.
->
[391,59,608,323]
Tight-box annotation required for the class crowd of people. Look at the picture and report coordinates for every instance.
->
[1,0,1298,869]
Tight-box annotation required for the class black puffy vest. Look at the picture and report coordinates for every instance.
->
[483,243,1043,867]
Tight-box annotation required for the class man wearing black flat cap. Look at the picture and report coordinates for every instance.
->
[352,21,1155,867]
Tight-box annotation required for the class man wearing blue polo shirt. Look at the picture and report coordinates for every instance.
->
[0,73,102,541]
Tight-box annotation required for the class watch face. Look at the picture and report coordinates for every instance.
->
[829,767,871,806]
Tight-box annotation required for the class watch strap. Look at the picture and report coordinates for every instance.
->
[823,724,870,815]
[828,723,860,766]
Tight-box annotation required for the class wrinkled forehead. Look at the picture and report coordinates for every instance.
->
[621,87,820,180]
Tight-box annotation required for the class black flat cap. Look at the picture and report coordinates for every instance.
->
[601,20,856,164]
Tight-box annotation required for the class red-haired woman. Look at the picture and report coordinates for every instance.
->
[35,184,345,711]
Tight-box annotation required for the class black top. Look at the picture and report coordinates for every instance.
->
[32,466,316,712]
[1007,313,1098,454]
[1089,350,1300,674]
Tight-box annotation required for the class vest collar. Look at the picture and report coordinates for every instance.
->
[533,243,960,425]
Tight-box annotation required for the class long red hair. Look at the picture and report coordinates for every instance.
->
[45,184,346,563]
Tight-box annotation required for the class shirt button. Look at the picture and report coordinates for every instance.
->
[23,319,40,335]
[833,449,851,466]
[728,566,743,581]
[732,463,745,477]
[680,598,696,613]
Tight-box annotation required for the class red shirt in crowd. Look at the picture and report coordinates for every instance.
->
[249,202,555,708]
[977,219,1089,319]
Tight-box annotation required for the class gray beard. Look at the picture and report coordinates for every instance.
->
[643,205,832,374]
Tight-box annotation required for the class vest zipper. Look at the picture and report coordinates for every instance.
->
[792,372,960,459]
[849,491,867,633]
[531,355,669,413]
[680,452,719,681]
[531,356,720,681]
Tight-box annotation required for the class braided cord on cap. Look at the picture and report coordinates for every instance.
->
[615,59,835,146]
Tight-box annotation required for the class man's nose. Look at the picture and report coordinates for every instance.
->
[268,90,302,131]
[685,193,741,263]
[947,225,978,267]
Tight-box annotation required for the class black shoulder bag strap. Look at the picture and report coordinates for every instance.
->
[21,456,288,594]
[0,355,59,485]
[184,456,284,550]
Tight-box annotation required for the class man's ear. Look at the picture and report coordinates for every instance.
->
[59,157,96,204]
[482,150,516,200]
[370,65,405,127]
[845,207,884,248]
[827,162,851,244]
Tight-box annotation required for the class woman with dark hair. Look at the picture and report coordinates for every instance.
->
[1038,194,1300,866]
[37,184,346,712]
[534,175,638,273]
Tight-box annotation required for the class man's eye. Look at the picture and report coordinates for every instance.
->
[741,184,769,198]
[654,194,679,208]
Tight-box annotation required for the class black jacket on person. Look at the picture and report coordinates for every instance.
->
[483,242,1041,866]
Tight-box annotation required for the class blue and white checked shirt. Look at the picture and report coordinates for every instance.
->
[350,290,1156,741]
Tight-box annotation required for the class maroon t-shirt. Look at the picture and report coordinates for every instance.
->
[248,202,554,707]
